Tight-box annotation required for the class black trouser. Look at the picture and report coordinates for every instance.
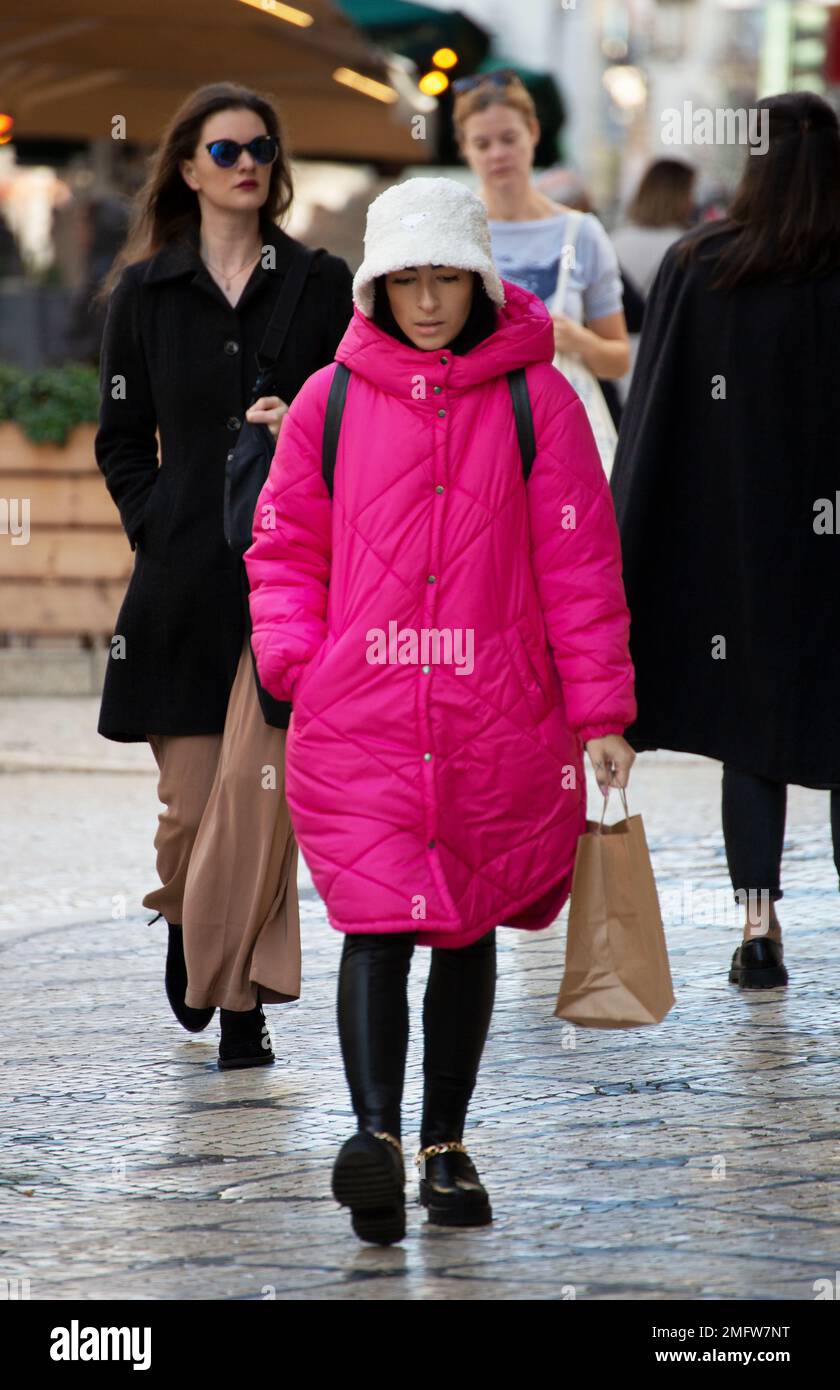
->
[721,764,840,903]
[337,928,497,1147]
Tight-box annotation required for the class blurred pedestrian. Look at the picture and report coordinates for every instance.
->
[245,177,636,1243]
[94,82,352,1066]
[452,70,629,473]
[611,158,696,402]
[611,92,840,989]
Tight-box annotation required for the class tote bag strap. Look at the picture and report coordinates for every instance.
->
[551,209,584,317]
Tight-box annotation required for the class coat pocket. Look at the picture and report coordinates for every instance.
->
[135,471,166,553]
[290,632,336,734]
[506,620,551,724]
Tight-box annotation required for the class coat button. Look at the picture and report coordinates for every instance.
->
[427,574,436,584]
[440,354,448,364]
[422,664,431,674]
[437,408,446,418]
[435,484,444,494]
[226,415,242,431]
[433,385,442,394]
[423,752,432,762]
[227,449,235,462]
[428,838,437,849]
[224,339,240,355]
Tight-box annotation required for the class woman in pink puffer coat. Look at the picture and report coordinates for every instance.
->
[245,178,636,1245]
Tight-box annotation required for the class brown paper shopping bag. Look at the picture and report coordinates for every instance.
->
[554,788,675,1028]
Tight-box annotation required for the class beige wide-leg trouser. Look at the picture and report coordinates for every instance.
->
[143,639,301,1012]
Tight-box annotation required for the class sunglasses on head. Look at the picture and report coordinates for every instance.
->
[451,67,520,96]
[205,136,279,168]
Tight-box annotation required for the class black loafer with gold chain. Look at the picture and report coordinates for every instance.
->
[331,1130,406,1245]
[416,1141,493,1227]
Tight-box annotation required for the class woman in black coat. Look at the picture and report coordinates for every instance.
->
[95,82,352,1065]
[611,91,840,991]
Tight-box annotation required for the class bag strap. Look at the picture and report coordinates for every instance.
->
[552,209,584,316]
[598,784,630,829]
[506,367,536,481]
[321,361,352,497]
[254,244,319,376]
[320,362,535,496]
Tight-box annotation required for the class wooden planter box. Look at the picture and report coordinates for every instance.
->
[0,421,132,638]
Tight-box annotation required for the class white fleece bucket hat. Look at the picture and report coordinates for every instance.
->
[352,176,506,318]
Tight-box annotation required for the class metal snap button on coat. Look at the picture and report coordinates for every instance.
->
[437,408,446,418]
[226,449,235,462]
[226,416,242,431]
[435,484,444,493]
[433,385,442,394]
[428,839,436,849]
[422,664,431,674]
[427,575,436,584]
[440,354,448,364]
[423,752,432,762]
[224,340,240,355]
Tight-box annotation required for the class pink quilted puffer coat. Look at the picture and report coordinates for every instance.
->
[245,280,635,948]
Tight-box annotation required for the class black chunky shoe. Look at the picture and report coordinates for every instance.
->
[729,937,788,989]
[217,1004,275,1070]
[331,1131,406,1245]
[417,1142,493,1227]
[165,922,216,1033]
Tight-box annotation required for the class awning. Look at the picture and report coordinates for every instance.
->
[336,0,489,69]
[1,0,434,161]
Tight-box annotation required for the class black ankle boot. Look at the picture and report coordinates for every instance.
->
[218,1004,275,1071]
[331,1131,406,1245]
[165,923,216,1033]
[416,1141,492,1227]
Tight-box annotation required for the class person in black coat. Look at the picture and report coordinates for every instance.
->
[95,82,353,1065]
[611,91,840,991]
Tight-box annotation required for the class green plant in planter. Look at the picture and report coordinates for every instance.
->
[0,362,27,423]
[0,361,101,445]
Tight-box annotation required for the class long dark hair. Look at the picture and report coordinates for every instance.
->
[97,82,293,303]
[372,271,497,354]
[678,91,840,290]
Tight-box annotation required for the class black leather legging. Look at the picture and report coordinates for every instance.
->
[337,928,497,1147]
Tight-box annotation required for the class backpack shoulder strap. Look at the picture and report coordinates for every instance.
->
[321,362,352,497]
[322,364,531,495]
[507,367,536,482]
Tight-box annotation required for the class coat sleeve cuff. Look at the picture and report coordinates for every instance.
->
[577,723,626,744]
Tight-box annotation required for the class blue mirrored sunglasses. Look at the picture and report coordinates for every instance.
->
[205,136,279,168]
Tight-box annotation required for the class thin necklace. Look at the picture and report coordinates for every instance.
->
[200,242,262,292]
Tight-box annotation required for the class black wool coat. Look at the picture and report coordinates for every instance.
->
[611,226,840,789]
[95,222,353,741]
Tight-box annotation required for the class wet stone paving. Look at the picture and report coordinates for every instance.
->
[1,698,840,1300]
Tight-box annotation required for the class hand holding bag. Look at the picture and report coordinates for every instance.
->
[223,244,317,556]
[554,787,675,1028]
[551,209,618,479]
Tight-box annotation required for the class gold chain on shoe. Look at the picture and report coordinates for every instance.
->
[414,1140,468,1167]
[373,1130,404,1156]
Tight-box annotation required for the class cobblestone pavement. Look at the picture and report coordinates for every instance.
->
[2,697,840,1300]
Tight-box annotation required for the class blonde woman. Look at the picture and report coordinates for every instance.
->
[453,70,629,472]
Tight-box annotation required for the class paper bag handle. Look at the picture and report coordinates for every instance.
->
[598,784,629,829]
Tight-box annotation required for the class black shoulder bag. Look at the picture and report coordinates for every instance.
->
[224,243,318,555]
